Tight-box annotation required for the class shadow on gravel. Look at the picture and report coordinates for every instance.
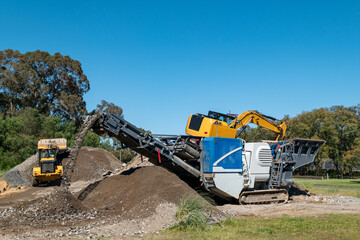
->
[289,183,310,197]
[120,167,142,175]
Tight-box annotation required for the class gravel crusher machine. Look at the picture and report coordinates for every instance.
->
[92,110,324,204]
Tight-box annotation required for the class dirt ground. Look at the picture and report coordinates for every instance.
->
[1,148,359,239]
[217,194,360,218]
[1,179,359,239]
[0,150,204,239]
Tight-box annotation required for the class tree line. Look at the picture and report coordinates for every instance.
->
[1,49,359,177]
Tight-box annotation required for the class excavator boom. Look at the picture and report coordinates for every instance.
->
[228,110,287,141]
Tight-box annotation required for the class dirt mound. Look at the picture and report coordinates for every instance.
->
[30,189,87,218]
[0,189,94,229]
[81,166,201,219]
[1,147,123,187]
[65,146,123,182]
[0,179,9,193]
[126,153,153,168]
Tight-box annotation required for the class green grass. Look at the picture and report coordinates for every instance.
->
[173,196,208,230]
[152,214,360,240]
[293,178,360,198]
[0,169,8,176]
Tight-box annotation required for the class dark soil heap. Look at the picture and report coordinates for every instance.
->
[81,166,201,219]
[1,146,123,187]
[63,146,123,182]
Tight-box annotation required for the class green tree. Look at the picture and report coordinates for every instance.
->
[0,108,78,170]
[343,139,360,178]
[286,106,360,177]
[0,49,90,121]
[239,126,277,142]
[95,100,123,115]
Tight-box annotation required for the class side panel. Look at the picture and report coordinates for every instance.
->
[201,137,244,199]
[244,143,272,183]
[202,137,243,173]
[212,173,244,198]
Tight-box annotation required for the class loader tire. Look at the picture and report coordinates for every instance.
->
[55,178,62,186]
[32,179,39,187]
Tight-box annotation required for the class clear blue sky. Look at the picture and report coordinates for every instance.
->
[1,0,359,134]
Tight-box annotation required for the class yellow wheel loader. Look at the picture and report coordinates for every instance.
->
[32,138,67,186]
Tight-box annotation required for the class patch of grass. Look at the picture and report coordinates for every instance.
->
[294,178,360,198]
[0,169,8,176]
[294,178,360,187]
[172,196,208,230]
[155,214,360,240]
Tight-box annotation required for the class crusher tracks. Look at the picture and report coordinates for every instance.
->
[239,189,289,204]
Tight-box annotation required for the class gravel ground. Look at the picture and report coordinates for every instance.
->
[217,195,360,218]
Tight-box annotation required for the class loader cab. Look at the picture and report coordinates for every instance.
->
[39,148,57,162]
[40,148,56,159]
[37,147,59,174]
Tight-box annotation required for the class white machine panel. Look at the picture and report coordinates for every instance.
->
[244,142,272,183]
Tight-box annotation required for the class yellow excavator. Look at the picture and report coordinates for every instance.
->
[32,138,67,186]
[185,110,287,141]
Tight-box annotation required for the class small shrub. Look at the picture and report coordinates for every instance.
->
[173,196,208,230]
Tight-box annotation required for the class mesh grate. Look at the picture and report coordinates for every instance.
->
[41,161,55,173]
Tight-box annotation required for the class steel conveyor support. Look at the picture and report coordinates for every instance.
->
[92,113,201,177]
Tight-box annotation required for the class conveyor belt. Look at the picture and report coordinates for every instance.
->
[92,113,201,177]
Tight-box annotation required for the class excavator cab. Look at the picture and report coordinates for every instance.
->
[186,110,287,141]
[185,111,237,138]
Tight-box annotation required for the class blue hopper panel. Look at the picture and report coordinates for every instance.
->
[202,137,243,173]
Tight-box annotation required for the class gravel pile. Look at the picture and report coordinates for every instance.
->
[0,154,38,187]
[0,189,96,227]
[63,146,123,183]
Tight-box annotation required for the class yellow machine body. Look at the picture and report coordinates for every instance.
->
[185,111,287,141]
[32,165,63,182]
[186,114,236,138]
[32,138,66,185]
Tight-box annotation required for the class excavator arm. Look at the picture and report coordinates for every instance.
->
[228,111,287,141]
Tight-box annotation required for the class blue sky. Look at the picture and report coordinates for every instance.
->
[1,0,359,134]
